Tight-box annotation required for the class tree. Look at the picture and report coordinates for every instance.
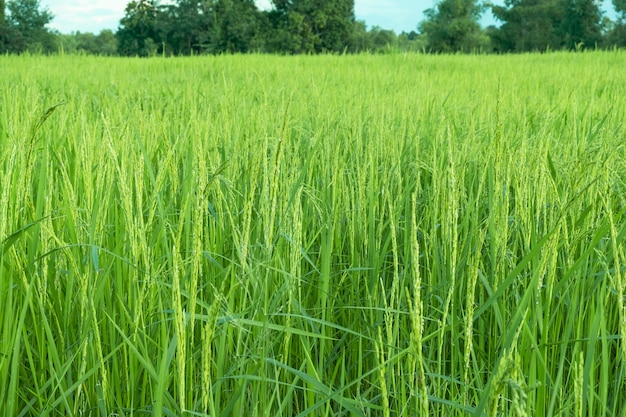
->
[264,6,309,53]
[314,0,354,52]
[490,0,564,52]
[156,0,208,55]
[56,30,118,55]
[209,0,265,53]
[0,22,24,53]
[419,0,487,52]
[3,0,56,53]
[74,31,98,53]
[350,19,372,52]
[96,29,118,55]
[57,33,76,53]
[117,0,159,56]
[266,0,354,54]
[369,26,397,52]
[153,0,264,55]
[0,0,13,53]
[72,29,118,55]
[560,0,602,49]
[605,0,626,47]
[398,31,427,52]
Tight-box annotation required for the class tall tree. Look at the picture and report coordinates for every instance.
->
[157,0,208,55]
[5,0,55,52]
[490,0,564,52]
[560,0,602,49]
[315,0,354,52]
[117,0,159,56]
[0,0,9,53]
[210,0,265,53]
[155,0,263,55]
[419,0,487,52]
[605,0,626,46]
[266,0,354,54]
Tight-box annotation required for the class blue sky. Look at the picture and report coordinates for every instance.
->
[40,0,616,35]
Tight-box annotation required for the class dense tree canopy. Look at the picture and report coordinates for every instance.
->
[208,0,265,53]
[490,0,603,52]
[116,0,159,56]
[59,29,117,55]
[560,0,603,49]
[112,0,354,55]
[419,0,487,52]
[156,0,206,55]
[607,0,626,46]
[491,0,564,52]
[265,0,354,53]
[0,0,56,53]
[1,0,626,55]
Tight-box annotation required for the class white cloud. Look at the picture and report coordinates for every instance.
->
[42,0,127,32]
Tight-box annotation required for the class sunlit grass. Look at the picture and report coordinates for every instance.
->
[1,51,625,416]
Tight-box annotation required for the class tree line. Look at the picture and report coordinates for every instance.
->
[1,0,626,55]
[424,0,626,52]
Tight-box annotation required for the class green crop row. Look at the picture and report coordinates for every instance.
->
[0,51,625,416]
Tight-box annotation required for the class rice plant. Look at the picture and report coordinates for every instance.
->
[0,51,625,416]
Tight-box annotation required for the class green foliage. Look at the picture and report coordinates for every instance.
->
[116,0,159,56]
[350,22,424,53]
[208,0,265,53]
[0,21,25,52]
[1,0,621,56]
[1,0,55,53]
[615,0,626,15]
[93,29,117,55]
[604,0,626,47]
[397,31,426,52]
[156,0,211,55]
[560,0,603,49]
[155,0,206,55]
[350,19,371,51]
[59,30,118,55]
[109,0,262,56]
[7,0,52,32]
[489,0,602,52]
[605,20,626,46]
[3,52,626,416]
[419,0,488,53]
[490,0,564,52]
[368,26,397,52]
[266,0,354,53]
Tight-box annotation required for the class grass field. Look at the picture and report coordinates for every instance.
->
[1,51,625,416]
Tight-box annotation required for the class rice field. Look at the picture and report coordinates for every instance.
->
[1,51,626,416]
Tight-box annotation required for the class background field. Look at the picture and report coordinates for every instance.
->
[1,52,625,416]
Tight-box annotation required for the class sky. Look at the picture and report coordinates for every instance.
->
[40,0,616,35]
